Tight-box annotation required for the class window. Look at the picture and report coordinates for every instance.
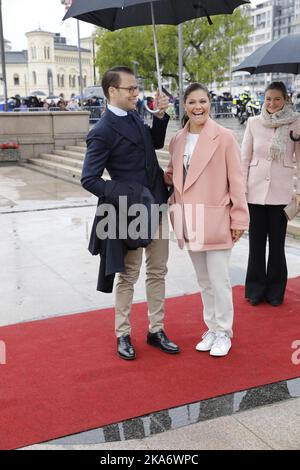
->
[256,33,265,41]
[13,74,20,86]
[44,46,51,60]
[32,71,37,85]
[31,46,37,60]
[69,75,76,88]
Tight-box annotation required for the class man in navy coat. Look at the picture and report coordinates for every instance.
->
[81,66,180,360]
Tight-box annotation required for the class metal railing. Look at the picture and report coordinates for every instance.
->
[210,101,236,118]
[0,102,245,119]
[10,107,61,112]
[83,105,105,121]
[8,105,105,121]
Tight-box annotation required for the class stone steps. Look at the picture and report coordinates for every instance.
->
[52,149,85,161]
[64,146,86,154]
[22,158,82,184]
[287,217,300,239]
[39,153,84,169]
[24,142,168,183]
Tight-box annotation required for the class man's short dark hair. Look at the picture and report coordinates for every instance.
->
[101,66,135,100]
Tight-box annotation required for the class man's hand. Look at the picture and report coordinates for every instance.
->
[153,91,169,119]
[231,229,244,243]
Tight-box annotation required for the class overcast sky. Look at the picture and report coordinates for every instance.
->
[2,0,260,51]
[2,0,95,50]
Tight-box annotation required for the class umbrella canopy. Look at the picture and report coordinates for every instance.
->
[63,0,249,112]
[83,86,104,99]
[63,0,249,30]
[232,33,300,75]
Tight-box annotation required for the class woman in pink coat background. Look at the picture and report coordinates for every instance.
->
[241,81,300,307]
[165,83,249,357]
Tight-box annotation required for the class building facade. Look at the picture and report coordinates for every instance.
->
[1,29,95,100]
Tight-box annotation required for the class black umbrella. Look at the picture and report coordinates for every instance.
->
[64,0,249,112]
[63,0,249,30]
[233,33,300,141]
[232,33,300,75]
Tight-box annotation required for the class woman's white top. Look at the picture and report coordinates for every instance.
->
[183,132,199,172]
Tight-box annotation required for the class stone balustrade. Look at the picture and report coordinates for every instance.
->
[0,111,90,161]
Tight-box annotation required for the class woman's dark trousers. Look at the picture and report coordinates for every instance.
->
[245,204,288,303]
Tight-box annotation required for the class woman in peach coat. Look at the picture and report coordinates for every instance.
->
[165,83,249,357]
[241,81,300,307]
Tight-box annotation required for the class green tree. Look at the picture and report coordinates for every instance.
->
[95,25,178,89]
[182,9,253,85]
[95,7,253,89]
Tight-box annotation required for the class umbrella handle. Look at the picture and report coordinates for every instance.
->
[143,2,161,115]
[144,102,160,114]
[290,130,300,142]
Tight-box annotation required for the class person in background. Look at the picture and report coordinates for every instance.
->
[241,81,300,307]
[66,98,80,111]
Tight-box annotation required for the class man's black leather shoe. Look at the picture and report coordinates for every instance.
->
[147,330,180,354]
[248,297,263,306]
[117,334,136,360]
[266,299,283,307]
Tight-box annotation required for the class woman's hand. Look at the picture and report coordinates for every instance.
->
[164,172,173,186]
[293,193,300,207]
[231,229,244,243]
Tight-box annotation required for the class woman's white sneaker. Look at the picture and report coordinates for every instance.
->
[195,331,216,351]
[210,333,231,357]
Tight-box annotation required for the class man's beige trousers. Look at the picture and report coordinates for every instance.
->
[115,224,169,338]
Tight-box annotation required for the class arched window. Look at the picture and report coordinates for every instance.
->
[44,46,51,60]
[13,74,20,86]
[31,46,37,60]
[57,74,65,88]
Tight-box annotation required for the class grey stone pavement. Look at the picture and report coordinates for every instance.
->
[1,118,300,450]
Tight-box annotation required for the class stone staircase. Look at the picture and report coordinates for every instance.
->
[21,142,86,184]
[21,141,170,185]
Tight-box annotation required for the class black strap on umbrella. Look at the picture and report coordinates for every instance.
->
[193,2,213,25]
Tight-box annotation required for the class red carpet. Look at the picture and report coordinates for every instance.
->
[1,278,300,449]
